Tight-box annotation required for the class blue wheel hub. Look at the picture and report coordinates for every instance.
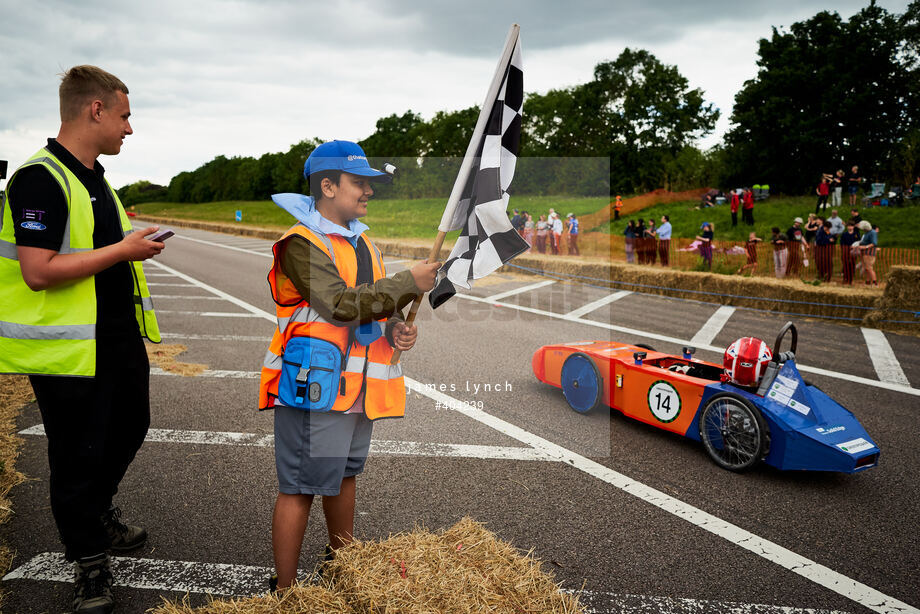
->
[561,354,600,413]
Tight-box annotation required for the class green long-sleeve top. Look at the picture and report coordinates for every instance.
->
[279,236,420,346]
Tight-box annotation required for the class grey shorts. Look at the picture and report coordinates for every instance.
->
[274,407,373,496]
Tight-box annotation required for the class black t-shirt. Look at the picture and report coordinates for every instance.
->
[7,139,137,337]
[840,231,860,246]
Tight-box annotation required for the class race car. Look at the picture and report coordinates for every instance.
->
[532,323,879,473]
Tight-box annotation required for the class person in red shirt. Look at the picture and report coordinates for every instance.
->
[730,189,740,227]
[742,187,755,225]
[815,176,830,214]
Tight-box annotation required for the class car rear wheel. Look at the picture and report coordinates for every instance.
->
[698,394,769,471]
[561,353,602,414]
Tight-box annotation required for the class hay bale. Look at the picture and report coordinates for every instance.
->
[150,584,351,614]
[151,518,582,614]
[325,517,582,614]
[0,374,32,610]
[863,266,920,336]
[146,343,207,376]
[492,256,880,323]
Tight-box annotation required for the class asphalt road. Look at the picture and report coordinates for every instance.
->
[3,224,919,613]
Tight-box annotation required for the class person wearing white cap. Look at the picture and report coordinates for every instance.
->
[550,211,563,255]
[855,220,878,285]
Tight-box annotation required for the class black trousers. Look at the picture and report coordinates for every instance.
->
[29,333,150,561]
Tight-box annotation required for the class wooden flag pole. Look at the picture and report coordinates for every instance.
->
[389,232,447,364]
[390,24,520,366]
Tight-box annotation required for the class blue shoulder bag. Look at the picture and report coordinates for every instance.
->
[278,337,343,411]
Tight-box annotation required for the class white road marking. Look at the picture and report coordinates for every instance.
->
[484,279,556,301]
[574,590,849,614]
[18,424,550,462]
[141,272,177,277]
[147,260,276,320]
[151,295,224,300]
[150,367,259,378]
[133,262,918,613]
[154,311,266,318]
[160,333,268,342]
[143,224,410,266]
[146,282,197,287]
[455,293,920,398]
[1,552,851,613]
[406,379,916,614]
[2,552,307,596]
[861,328,910,386]
[369,440,550,461]
[690,305,737,346]
[169,233,273,258]
[565,290,633,318]
[150,232,915,399]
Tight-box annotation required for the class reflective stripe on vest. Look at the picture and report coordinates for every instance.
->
[259,224,405,419]
[0,147,160,377]
[0,321,95,340]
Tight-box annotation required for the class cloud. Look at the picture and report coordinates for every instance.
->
[0,0,912,188]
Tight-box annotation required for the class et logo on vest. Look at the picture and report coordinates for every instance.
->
[20,221,47,231]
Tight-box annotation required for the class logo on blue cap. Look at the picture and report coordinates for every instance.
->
[304,140,388,180]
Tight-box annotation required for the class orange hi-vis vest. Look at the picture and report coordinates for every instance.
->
[259,224,406,420]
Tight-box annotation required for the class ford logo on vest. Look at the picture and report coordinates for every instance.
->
[20,221,47,231]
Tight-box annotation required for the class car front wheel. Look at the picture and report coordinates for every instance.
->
[698,394,769,472]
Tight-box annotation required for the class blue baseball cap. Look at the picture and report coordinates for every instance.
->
[303,140,388,180]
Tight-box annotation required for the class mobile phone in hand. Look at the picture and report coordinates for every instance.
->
[149,229,174,242]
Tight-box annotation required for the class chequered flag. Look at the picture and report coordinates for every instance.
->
[429,32,528,309]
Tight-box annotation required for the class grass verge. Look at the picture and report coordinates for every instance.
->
[0,375,32,610]
[133,195,608,240]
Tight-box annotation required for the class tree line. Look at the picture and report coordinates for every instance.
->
[119,2,919,206]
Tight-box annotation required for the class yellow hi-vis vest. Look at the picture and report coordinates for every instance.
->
[0,147,160,377]
[259,224,406,420]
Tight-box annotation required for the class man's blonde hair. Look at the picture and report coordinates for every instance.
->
[59,65,129,121]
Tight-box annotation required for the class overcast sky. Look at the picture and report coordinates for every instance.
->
[0,0,911,190]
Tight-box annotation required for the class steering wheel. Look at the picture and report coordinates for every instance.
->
[772,322,798,360]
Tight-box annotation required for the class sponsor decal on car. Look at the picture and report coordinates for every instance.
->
[837,438,873,454]
[647,380,680,423]
[816,426,846,435]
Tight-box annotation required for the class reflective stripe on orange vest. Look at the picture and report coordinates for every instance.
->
[258,224,405,420]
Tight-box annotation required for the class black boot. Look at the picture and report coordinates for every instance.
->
[73,553,114,614]
[102,506,147,552]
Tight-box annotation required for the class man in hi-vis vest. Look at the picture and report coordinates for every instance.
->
[0,66,165,614]
[259,140,440,590]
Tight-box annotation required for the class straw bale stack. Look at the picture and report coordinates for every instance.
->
[325,517,581,614]
[151,517,583,614]
[863,266,920,336]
